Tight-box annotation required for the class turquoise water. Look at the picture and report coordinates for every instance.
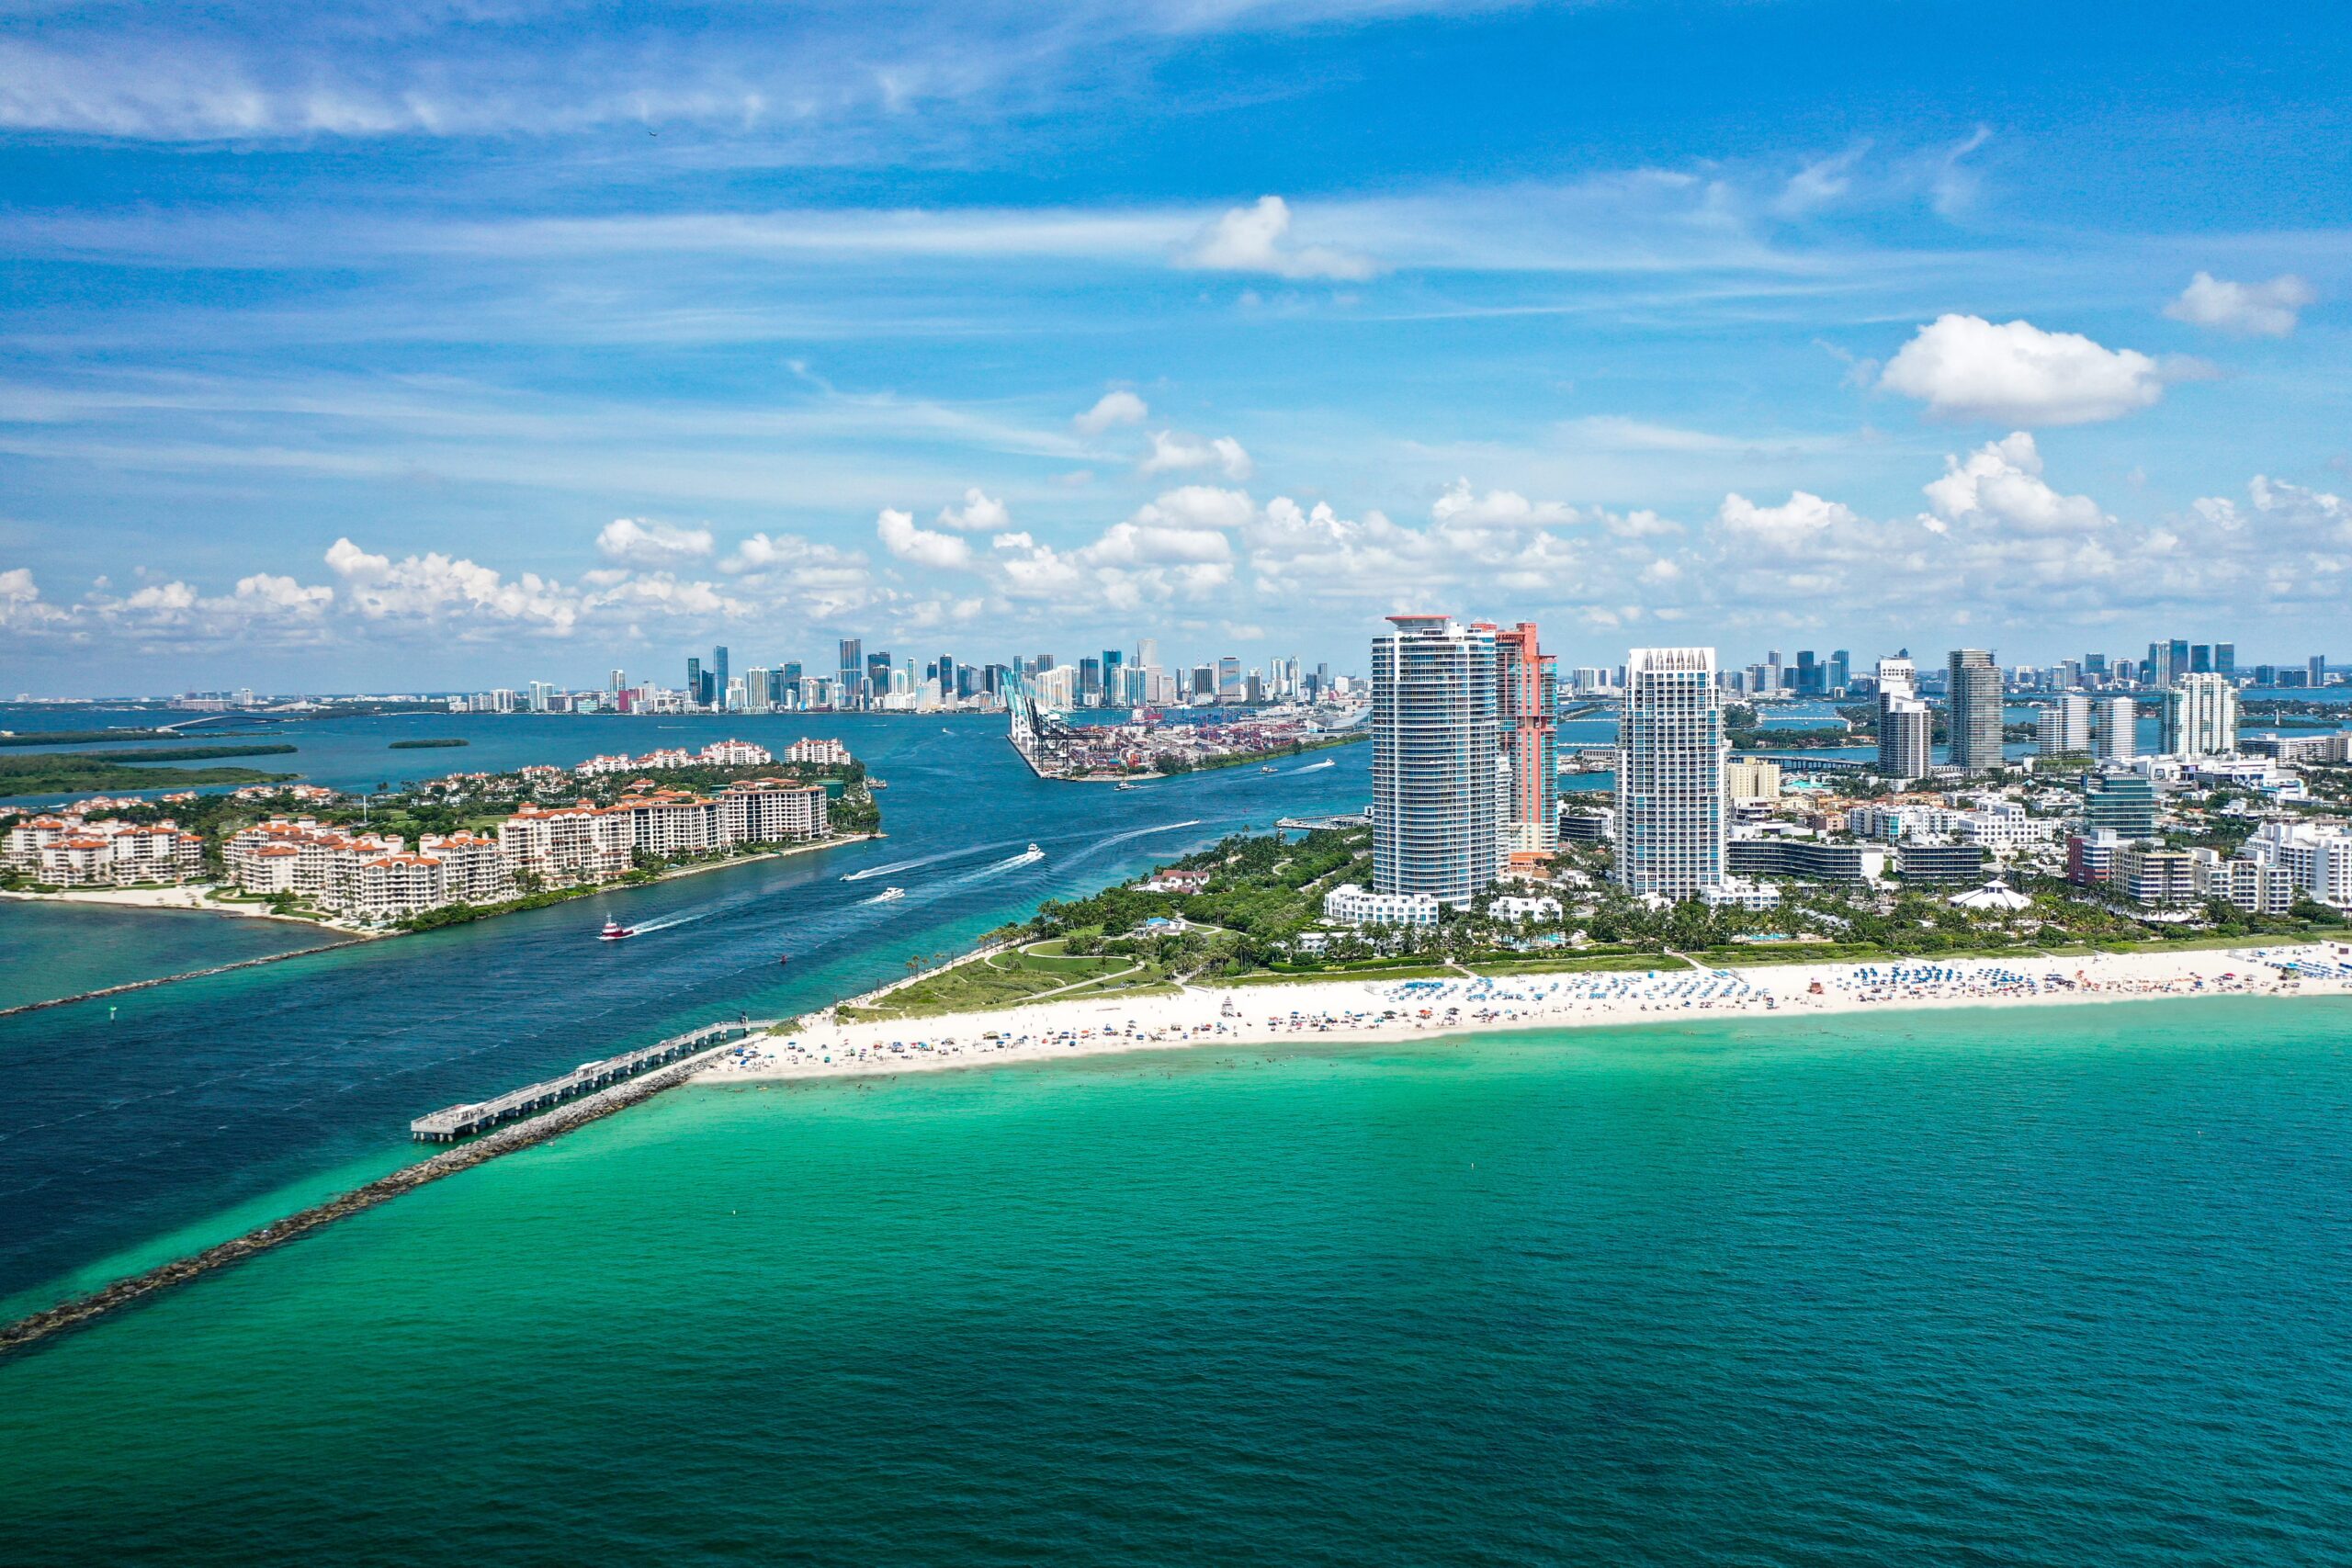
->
[6,997,2351,1563]
[0,719,1371,1311]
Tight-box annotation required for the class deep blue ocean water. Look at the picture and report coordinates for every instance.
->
[0,716,1371,1313]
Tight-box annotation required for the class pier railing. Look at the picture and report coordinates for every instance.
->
[409,1020,769,1142]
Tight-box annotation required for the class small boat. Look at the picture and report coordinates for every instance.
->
[875,886,906,901]
[1260,764,1277,774]
[1025,842,1043,857]
[1115,781,1138,791]
[778,953,791,965]
[599,919,635,942]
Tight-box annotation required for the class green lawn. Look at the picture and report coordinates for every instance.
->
[840,942,1173,1021]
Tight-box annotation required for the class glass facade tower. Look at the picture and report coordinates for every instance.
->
[1371,615,1500,907]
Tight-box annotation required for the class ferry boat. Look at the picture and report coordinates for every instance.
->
[599,918,635,942]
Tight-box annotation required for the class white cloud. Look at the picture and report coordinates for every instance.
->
[1772,145,1869,216]
[2165,271,2315,337]
[1139,430,1254,479]
[228,572,335,618]
[1880,314,2168,425]
[324,536,581,633]
[1921,432,2108,535]
[0,566,66,630]
[1180,196,1377,282]
[1717,491,1861,553]
[2191,475,2352,545]
[935,488,1011,531]
[875,507,974,570]
[1431,479,1581,529]
[596,516,715,566]
[1073,389,1148,435]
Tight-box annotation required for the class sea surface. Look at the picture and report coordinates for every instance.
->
[0,716,1371,1313]
[0,901,330,1012]
[5,997,2351,1563]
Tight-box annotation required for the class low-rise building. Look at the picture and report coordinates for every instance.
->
[2243,819,2352,908]
[5,813,206,886]
[2195,853,2297,916]
[1728,836,1889,884]
[1895,842,1985,883]
[785,738,853,766]
[1488,893,1564,923]
[2114,843,2198,908]
[1323,883,1441,927]
[1697,876,1781,909]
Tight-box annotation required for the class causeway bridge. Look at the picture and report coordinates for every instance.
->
[410,1019,770,1142]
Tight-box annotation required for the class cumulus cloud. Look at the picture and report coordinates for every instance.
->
[1139,430,1254,479]
[1921,432,2108,535]
[596,516,715,566]
[2165,271,2315,337]
[934,488,1011,531]
[1431,479,1582,529]
[1181,196,1376,282]
[1879,314,2168,425]
[1717,490,1863,553]
[1073,389,1148,435]
[2191,475,2352,546]
[875,507,974,570]
[326,536,580,634]
[0,567,67,630]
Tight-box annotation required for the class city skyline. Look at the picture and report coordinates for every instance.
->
[4,4,2351,692]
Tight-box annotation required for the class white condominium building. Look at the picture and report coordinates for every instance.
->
[2243,819,2352,908]
[1615,646,1725,900]
[2036,693,2092,757]
[2161,673,2237,757]
[2091,695,2138,761]
[1875,655,1931,782]
[784,737,852,766]
[1371,615,1501,907]
[1322,883,1441,927]
[3,813,206,886]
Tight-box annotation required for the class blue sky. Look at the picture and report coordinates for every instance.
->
[2,0,2348,694]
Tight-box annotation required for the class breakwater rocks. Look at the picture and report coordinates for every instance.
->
[0,1026,763,1358]
[0,939,363,1020]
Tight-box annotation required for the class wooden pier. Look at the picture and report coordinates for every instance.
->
[409,1020,766,1141]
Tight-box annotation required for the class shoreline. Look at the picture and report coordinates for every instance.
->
[0,830,876,937]
[701,941,2352,1086]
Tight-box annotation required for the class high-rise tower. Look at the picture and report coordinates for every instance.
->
[1614,647,1725,900]
[1371,615,1500,907]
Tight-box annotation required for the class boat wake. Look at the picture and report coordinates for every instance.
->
[1087,818,1204,851]
[858,886,908,905]
[842,840,1021,882]
[622,910,707,936]
[1288,759,1337,773]
[957,845,1047,881]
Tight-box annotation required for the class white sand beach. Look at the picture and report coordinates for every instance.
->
[0,884,341,926]
[700,942,2352,1085]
